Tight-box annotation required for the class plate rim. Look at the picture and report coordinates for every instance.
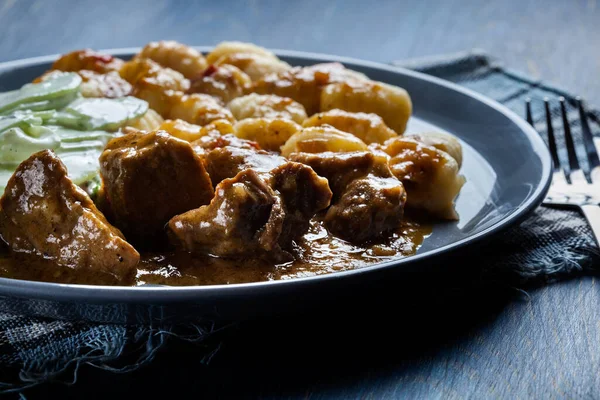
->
[0,47,552,303]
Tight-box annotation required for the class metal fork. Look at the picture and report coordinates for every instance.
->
[526,97,600,246]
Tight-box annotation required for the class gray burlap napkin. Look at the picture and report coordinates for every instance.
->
[1,51,600,393]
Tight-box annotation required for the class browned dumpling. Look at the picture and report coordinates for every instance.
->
[280,125,368,157]
[234,118,302,151]
[99,130,214,246]
[228,94,307,123]
[302,109,398,144]
[188,64,251,103]
[0,150,139,285]
[214,52,291,81]
[290,151,406,242]
[51,49,124,74]
[320,79,412,134]
[127,109,165,131]
[158,119,205,142]
[168,162,332,260]
[133,84,235,126]
[371,137,465,220]
[120,57,190,92]
[206,41,280,65]
[78,70,133,98]
[168,93,235,126]
[252,62,368,115]
[406,131,463,168]
[138,40,208,79]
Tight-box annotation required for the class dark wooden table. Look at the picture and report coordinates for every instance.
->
[3,0,600,398]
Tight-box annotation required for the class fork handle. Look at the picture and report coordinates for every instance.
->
[580,205,600,248]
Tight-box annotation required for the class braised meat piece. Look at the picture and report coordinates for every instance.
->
[203,146,286,185]
[168,162,332,259]
[323,174,406,243]
[99,130,214,246]
[191,130,285,186]
[290,151,406,242]
[0,150,139,285]
[192,131,260,153]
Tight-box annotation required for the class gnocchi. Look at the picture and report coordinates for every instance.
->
[406,131,463,168]
[302,109,398,144]
[169,93,235,126]
[280,125,368,157]
[51,49,124,74]
[127,109,165,132]
[138,40,208,79]
[206,41,279,64]
[234,118,302,151]
[214,52,291,81]
[120,57,190,92]
[228,93,307,123]
[158,119,205,142]
[188,64,251,104]
[320,79,412,134]
[371,137,465,220]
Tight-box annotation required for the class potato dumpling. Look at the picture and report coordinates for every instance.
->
[372,137,465,220]
[252,63,369,115]
[120,57,190,92]
[406,131,463,168]
[280,125,368,158]
[321,79,412,134]
[134,85,234,126]
[127,109,165,131]
[214,52,291,81]
[138,40,208,79]
[160,119,236,143]
[130,81,177,117]
[188,64,251,104]
[159,119,204,142]
[228,93,307,123]
[199,119,236,136]
[234,118,301,151]
[78,70,133,98]
[169,93,236,126]
[303,109,398,144]
[206,41,279,64]
[51,49,124,74]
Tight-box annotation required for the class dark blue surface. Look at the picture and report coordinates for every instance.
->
[1,0,599,398]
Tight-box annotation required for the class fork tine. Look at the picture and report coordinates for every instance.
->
[544,98,562,174]
[526,98,533,125]
[577,97,600,182]
[560,97,581,182]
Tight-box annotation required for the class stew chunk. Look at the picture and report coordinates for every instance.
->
[290,151,406,243]
[100,130,214,246]
[191,130,286,186]
[0,150,139,285]
[168,162,332,260]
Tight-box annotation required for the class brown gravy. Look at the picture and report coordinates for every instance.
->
[0,217,431,286]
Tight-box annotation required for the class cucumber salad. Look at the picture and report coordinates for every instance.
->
[0,72,148,192]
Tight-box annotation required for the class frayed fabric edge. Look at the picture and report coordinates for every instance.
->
[0,325,167,394]
[482,245,600,286]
